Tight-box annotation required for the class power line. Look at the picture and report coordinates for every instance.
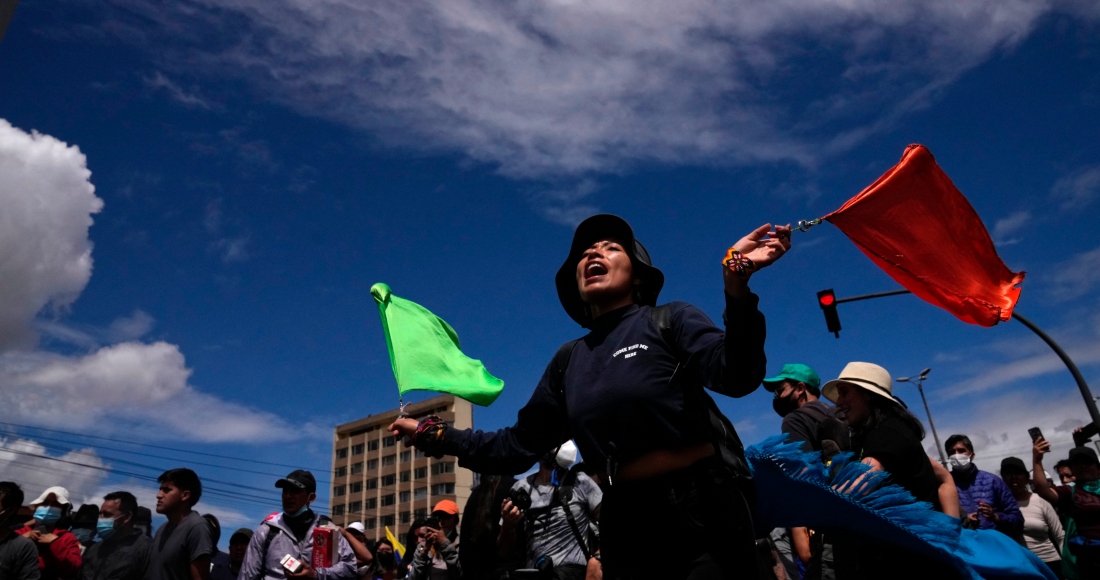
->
[0,448,282,509]
[0,421,330,472]
[0,427,331,486]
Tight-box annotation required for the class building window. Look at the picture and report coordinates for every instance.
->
[349,482,363,493]
[431,462,454,475]
[332,505,345,516]
[381,474,396,486]
[333,485,346,497]
[365,498,377,510]
[381,494,396,507]
[349,501,362,514]
[368,440,379,452]
[334,466,347,478]
[365,478,378,490]
[382,454,396,467]
[414,508,427,520]
[351,443,365,455]
[382,436,396,448]
[365,518,377,529]
[367,459,379,470]
[414,467,427,479]
[415,449,428,459]
[381,515,396,527]
[414,487,427,500]
[350,462,364,475]
[335,448,348,459]
[399,491,410,503]
[431,483,455,495]
[400,450,412,462]
[400,511,411,524]
[400,470,411,483]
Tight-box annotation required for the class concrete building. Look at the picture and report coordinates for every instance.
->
[330,394,474,540]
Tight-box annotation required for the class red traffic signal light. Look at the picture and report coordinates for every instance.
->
[817,289,842,337]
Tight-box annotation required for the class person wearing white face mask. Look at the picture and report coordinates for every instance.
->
[497,441,602,580]
[15,486,81,580]
[79,491,152,580]
[945,434,1024,537]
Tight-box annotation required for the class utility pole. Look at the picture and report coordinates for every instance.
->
[898,369,947,465]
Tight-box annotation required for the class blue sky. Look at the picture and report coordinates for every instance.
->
[1,0,1100,538]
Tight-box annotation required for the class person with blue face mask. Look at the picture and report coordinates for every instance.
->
[236,470,357,580]
[15,486,82,580]
[69,504,100,551]
[79,491,152,580]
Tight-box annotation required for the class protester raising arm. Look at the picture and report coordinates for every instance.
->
[1031,438,1059,506]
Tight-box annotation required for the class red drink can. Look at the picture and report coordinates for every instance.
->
[312,526,334,568]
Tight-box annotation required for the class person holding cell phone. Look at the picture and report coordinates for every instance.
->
[1032,436,1100,578]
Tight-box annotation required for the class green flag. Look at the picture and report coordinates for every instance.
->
[370,283,504,406]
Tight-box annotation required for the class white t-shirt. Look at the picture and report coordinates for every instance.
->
[1017,493,1064,563]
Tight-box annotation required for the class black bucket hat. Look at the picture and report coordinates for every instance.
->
[555,215,665,327]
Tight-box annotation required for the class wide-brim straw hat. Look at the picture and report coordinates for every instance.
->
[822,362,896,406]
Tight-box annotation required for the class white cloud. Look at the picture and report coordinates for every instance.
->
[0,438,107,505]
[992,210,1031,245]
[144,70,213,109]
[1047,246,1100,302]
[0,119,308,443]
[930,389,1090,474]
[1052,165,1100,211]
[211,235,250,263]
[92,0,1078,179]
[0,119,103,350]
[107,309,156,343]
[0,342,300,442]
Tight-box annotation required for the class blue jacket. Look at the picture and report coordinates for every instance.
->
[953,466,1024,534]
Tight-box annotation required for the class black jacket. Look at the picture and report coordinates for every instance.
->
[80,528,152,580]
[443,294,767,474]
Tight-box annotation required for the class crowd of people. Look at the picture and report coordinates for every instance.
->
[1,214,1095,580]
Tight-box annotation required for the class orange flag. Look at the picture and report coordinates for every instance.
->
[824,144,1025,327]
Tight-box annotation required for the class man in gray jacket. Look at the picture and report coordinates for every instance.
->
[237,470,356,580]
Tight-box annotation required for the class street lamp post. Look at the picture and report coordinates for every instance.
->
[898,368,948,465]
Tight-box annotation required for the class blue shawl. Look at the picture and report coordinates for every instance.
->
[745,435,1055,580]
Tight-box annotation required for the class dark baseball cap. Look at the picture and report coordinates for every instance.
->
[1069,447,1099,466]
[229,528,254,545]
[275,470,317,493]
[1000,456,1028,475]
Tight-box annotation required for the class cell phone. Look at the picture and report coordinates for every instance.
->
[1029,427,1044,443]
[280,554,304,574]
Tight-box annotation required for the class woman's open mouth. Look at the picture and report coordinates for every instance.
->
[584,261,608,281]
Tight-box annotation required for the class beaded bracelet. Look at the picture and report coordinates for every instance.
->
[414,415,448,458]
[723,247,755,279]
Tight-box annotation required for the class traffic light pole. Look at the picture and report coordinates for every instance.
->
[834,289,911,305]
[823,288,1100,430]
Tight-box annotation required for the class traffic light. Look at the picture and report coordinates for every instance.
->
[817,289,842,338]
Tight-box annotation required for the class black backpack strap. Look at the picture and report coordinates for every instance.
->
[551,470,593,561]
[550,340,580,398]
[652,305,752,483]
[548,339,581,452]
[254,522,279,580]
